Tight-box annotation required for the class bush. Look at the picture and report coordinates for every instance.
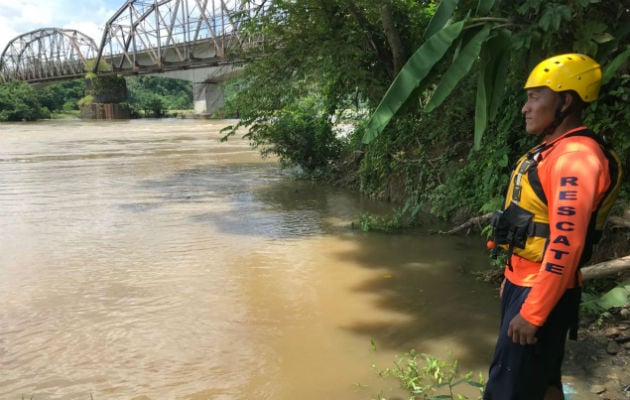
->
[0,81,49,121]
[223,98,344,175]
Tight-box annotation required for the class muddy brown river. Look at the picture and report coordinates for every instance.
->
[0,119,501,400]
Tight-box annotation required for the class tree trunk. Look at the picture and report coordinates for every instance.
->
[379,0,405,75]
[345,1,382,59]
[582,256,630,281]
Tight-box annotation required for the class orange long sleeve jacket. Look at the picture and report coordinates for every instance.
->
[505,126,613,327]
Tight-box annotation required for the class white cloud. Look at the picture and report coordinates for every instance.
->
[65,21,106,45]
[0,0,119,52]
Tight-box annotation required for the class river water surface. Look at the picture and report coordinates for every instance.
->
[0,119,499,400]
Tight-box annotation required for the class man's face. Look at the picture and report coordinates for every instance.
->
[521,87,559,134]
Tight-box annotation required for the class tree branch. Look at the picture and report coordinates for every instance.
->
[437,212,493,235]
[439,212,630,236]
[345,0,382,59]
[582,255,630,281]
[379,0,405,75]
[608,215,630,229]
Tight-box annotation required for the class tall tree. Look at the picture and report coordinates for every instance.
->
[364,0,630,150]
[223,0,432,171]
[224,0,630,220]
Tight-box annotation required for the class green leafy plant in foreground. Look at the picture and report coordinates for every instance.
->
[581,282,630,316]
[372,350,484,400]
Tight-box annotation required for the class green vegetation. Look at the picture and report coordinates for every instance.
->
[0,81,51,121]
[2,0,628,309]
[85,73,127,103]
[220,0,630,338]
[582,284,630,319]
[371,349,484,400]
[1,2,628,224]
[223,0,629,227]
[0,75,192,120]
[2,2,629,393]
[126,76,192,117]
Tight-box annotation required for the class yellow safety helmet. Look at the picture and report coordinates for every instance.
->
[524,53,601,102]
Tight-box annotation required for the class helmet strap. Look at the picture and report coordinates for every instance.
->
[540,92,568,138]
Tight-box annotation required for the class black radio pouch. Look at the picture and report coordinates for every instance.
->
[490,202,535,265]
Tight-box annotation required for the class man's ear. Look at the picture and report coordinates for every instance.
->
[560,92,574,113]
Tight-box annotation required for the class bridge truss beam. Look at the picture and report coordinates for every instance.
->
[0,28,98,83]
[94,0,267,75]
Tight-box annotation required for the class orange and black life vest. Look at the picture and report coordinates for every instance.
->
[491,129,622,266]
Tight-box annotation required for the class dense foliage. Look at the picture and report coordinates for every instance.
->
[222,0,434,174]
[37,79,86,113]
[2,1,629,226]
[224,0,630,225]
[126,76,193,117]
[0,75,193,120]
[0,81,51,121]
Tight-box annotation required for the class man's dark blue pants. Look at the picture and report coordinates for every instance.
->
[483,279,580,400]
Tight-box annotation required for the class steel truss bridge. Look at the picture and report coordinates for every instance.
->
[0,0,266,84]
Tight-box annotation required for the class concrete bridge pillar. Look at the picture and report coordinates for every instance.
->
[193,82,224,116]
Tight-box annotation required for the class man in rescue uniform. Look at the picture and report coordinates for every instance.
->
[483,54,622,399]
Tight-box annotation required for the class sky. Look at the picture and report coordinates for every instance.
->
[0,0,123,52]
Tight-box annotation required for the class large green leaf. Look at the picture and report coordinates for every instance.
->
[424,0,460,39]
[424,25,491,113]
[602,47,630,85]
[476,0,495,16]
[362,21,465,144]
[473,29,511,150]
[474,67,488,151]
[486,30,511,121]
[598,287,630,310]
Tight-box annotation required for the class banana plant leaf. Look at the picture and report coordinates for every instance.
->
[485,30,511,122]
[424,25,491,113]
[474,70,488,151]
[473,29,511,150]
[598,286,630,310]
[424,0,460,39]
[362,20,465,144]
[476,0,495,16]
[602,47,630,85]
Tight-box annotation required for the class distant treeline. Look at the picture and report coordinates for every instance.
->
[0,76,193,121]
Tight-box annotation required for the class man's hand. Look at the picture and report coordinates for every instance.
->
[507,313,539,345]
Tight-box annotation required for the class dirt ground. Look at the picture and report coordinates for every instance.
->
[563,313,630,399]
[565,227,630,398]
